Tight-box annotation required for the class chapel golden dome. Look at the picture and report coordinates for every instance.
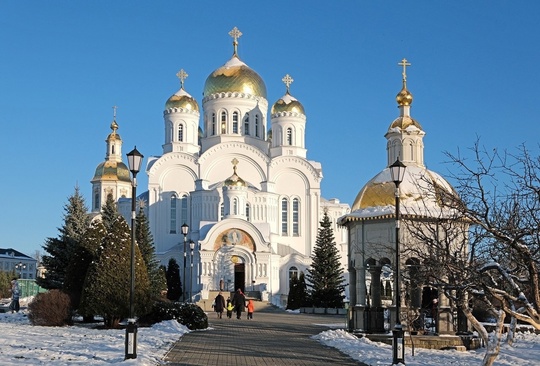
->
[224,158,247,187]
[165,69,200,111]
[396,87,413,106]
[92,161,131,182]
[106,121,121,141]
[271,74,304,115]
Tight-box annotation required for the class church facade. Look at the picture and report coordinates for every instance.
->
[91,28,349,306]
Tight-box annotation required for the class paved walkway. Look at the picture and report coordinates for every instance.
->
[163,303,367,365]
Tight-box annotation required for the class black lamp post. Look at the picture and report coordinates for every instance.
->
[181,223,189,301]
[15,262,26,278]
[189,240,195,302]
[390,157,406,365]
[125,146,143,360]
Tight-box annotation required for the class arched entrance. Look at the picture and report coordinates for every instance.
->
[234,262,245,293]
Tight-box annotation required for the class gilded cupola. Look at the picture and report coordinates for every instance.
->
[165,69,200,111]
[271,74,305,115]
[224,158,247,187]
[203,27,267,98]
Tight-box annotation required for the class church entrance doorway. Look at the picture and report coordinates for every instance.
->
[234,263,245,293]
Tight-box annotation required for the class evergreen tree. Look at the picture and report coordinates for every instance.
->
[101,193,119,231]
[306,210,345,308]
[79,217,151,328]
[166,258,182,301]
[38,186,90,290]
[135,206,166,299]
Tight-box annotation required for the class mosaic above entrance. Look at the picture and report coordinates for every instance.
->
[214,228,255,252]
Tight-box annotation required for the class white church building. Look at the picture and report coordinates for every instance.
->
[90,28,350,306]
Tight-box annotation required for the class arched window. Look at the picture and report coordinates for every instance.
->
[244,115,250,135]
[180,194,188,226]
[246,203,251,221]
[289,266,299,283]
[94,190,99,210]
[287,127,293,145]
[178,124,184,142]
[232,112,239,134]
[255,115,260,137]
[170,195,177,234]
[221,111,227,134]
[281,198,288,235]
[292,198,299,236]
[220,203,224,220]
[212,113,216,135]
[233,198,238,215]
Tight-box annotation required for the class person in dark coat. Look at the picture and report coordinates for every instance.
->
[9,278,20,313]
[231,288,246,319]
[214,291,226,319]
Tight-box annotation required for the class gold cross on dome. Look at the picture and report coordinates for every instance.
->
[229,27,242,55]
[231,158,239,173]
[176,69,188,89]
[282,74,294,92]
[398,58,411,82]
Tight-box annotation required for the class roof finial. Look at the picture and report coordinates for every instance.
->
[176,69,188,89]
[282,74,294,93]
[111,106,118,134]
[231,157,239,174]
[229,27,242,57]
[398,58,411,87]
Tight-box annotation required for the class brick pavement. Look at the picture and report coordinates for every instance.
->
[163,302,367,365]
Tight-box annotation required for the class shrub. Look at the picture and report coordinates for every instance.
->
[28,290,72,326]
[138,301,208,330]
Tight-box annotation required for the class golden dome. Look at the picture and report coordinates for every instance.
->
[106,121,121,141]
[92,161,131,182]
[389,116,423,130]
[396,86,413,106]
[271,92,305,115]
[165,89,199,111]
[203,56,267,98]
[224,158,247,187]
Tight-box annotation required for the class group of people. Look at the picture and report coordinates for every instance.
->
[213,289,254,320]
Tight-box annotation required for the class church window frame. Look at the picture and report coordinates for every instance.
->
[178,124,184,142]
[94,190,100,211]
[287,127,293,145]
[170,194,177,234]
[220,203,224,221]
[292,198,300,236]
[233,198,238,215]
[246,203,251,221]
[232,112,239,134]
[212,113,216,135]
[221,111,227,134]
[244,115,250,135]
[289,266,299,285]
[255,115,260,137]
[281,198,289,235]
[180,194,188,227]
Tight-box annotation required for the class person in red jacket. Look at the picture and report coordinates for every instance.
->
[246,299,254,320]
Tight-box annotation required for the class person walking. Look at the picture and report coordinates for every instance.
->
[231,288,246,319]
[214,291,226,319]
[226,298,233,319]
[9,278,20,313]
[246,299,254,319]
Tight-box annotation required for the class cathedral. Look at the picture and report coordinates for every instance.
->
[90,27,350,306]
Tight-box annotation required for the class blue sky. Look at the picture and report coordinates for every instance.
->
[1,1,539,256]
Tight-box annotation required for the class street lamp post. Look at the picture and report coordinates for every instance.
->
[390,157,406,365]
[125,146,143,360]
[15,262,26,278]
[181,223,189,301]
[189,240,195,302]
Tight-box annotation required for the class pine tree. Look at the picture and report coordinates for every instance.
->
[38,186,90,290]
[166,258,182,301]
[79,217,151,328]
[135,206,166,299]
[101,193,119,231]
[306,210,345,308]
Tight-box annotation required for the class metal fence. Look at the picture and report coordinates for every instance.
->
[18,279,47,298]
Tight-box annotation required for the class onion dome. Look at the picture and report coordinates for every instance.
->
[165,69,199,111]
[92,161,131,182]
[389,58,422,130]
[396,58,413,106]
[203,27,267,98]
[106,120,121,141]
[224,158,247,187]
[271,74,304,115]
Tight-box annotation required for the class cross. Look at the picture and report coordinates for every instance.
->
[282,74,294,92]
[398,58,411,82]
[231,158,239,173]
[229,27,242,55]
[176,69,188,89]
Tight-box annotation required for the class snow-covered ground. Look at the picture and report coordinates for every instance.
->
[1,298,539,365]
